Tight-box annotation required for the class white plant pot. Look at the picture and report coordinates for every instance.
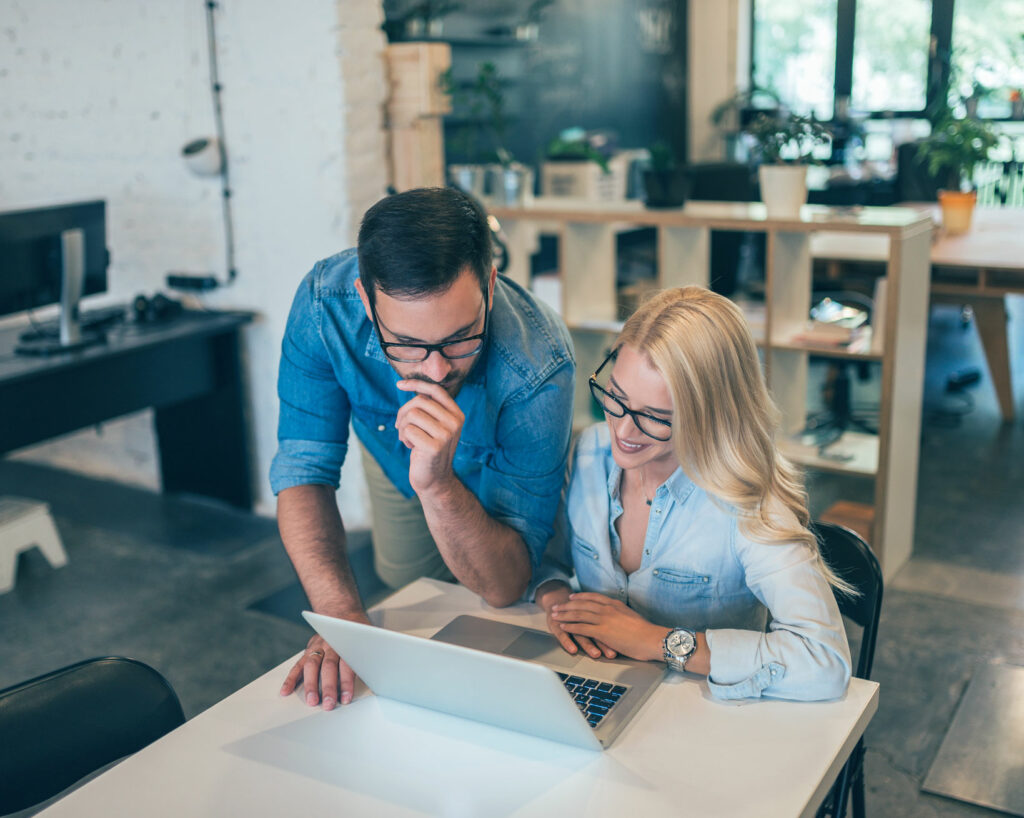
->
[488,163,534,206]
[758,164,809,218]
[448,164,488,200]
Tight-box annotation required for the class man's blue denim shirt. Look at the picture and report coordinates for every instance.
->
[269,249,575,577]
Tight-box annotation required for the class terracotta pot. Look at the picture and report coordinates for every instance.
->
[937,189,977,235]
[758,164,808,218]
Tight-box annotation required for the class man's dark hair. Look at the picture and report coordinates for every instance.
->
[357,187,492,305]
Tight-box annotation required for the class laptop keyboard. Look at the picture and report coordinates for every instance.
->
[556,673,627,728]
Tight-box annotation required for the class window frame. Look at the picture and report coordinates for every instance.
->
[749,0,960,122]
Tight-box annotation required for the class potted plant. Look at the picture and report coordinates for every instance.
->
[1011,89,1024,120]
[442,62,529,204]
[745,111,830,217]
[642,141,687,208]
[709,86,781,161]
[915,114,999,234]
[541,128,624,200]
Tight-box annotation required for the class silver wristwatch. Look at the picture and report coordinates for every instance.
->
[662,627,697,672]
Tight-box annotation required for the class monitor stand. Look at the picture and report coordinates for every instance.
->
[15,229,107,357]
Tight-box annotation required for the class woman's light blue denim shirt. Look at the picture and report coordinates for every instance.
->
[555,423,851,702]
[269,249,575,574]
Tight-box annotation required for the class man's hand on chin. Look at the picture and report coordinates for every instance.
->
[395,378,465,497]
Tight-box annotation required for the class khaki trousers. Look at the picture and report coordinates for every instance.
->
[359,443,455,589]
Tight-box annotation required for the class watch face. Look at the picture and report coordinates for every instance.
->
[668,629,696,657]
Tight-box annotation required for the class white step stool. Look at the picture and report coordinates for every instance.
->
[0,497,68,593]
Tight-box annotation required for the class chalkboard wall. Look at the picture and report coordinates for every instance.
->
[384,0,688,169]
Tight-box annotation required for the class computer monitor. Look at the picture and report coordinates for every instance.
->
[0,200,110,354]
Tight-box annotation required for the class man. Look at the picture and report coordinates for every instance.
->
[271,187,575,709]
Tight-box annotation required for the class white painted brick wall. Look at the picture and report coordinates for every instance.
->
[1,0,389,525]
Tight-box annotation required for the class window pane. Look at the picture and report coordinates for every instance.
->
[753,0,838,120]
[851,0,930,112]
[952,0,1024,119]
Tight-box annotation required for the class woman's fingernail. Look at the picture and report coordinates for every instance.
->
[322,697,336,710]
[306,692,317,706]
[341,692,352,704]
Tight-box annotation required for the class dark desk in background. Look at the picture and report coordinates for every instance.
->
[0,310,254,508]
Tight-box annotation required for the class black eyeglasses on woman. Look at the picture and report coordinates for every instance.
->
[588,348,673,441]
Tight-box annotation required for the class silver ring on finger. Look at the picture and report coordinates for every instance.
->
[308,649,324,659]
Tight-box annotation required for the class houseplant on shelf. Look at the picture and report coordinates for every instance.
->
[915,114,999,234]
[745,111,830,217]
[641,141,688,208]
[541,128,623,200]
[442,62,530,205]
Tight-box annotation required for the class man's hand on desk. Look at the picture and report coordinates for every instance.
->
[280,611,371,710]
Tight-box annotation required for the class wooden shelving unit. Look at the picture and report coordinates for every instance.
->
[488,199,933,580]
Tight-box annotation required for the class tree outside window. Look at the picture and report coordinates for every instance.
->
[851,0,931,113]
[752,0,1024,121]
[753,0,837,120]
[950,0,1024,119]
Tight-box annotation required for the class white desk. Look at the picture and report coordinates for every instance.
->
[812,207,1024,420]
[38,579,879,817]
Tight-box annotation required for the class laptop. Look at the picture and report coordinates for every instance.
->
[302,611,665,751]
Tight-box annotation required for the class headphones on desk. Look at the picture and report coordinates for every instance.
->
[132,292,183,324]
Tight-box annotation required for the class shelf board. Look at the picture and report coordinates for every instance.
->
[389,36,527,47]
[489,199,933,236]
[769,335,882,361]
[779,431,878,477]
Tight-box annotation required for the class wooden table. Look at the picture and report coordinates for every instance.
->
[37,578,879,818]
[811,207,1024,421]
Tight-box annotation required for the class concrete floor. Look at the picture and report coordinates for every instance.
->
[1,298,1022,816]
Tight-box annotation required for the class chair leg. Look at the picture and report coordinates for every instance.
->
[0,546,16,593]
[852,769,866,818]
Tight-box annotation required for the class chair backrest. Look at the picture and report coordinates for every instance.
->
[0,656,185,814]
[812,522,884,681]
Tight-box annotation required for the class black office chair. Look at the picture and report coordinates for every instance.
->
[0,656,186,815]
[812,522,884,818]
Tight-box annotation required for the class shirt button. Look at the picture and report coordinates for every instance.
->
[377,424,386,432]
[654,508,661,514]
[653,569,659,576]
[592,552,599,560]
[644,549,650,555]
[702,576,709,583]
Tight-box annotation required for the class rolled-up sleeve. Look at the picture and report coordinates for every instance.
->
[269,268,352,495]
[480,362,575,579]
[705,532,852,702]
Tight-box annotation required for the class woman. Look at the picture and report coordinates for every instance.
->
[536,286,852,701]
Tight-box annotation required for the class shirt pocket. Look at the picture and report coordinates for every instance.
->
[353,405,403,454]
[570,535,611,589]
[651,566,716,599]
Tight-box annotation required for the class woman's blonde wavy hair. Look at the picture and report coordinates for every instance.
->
[617,286,851,592]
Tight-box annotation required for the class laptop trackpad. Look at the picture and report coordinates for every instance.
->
[503,630,583,672]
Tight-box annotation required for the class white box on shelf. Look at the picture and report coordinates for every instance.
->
[541,155,628,201]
